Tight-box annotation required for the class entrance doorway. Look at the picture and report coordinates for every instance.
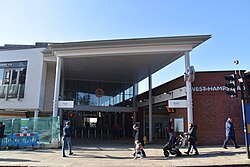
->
[62,111,133,139]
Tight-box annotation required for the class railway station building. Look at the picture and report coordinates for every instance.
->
[1,35,248,146]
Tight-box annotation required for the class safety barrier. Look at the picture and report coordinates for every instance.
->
[2,134,13,148]
[0,117,60,145]
[1,133,39,149]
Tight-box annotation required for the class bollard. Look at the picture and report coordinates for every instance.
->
[81,129,83,138]
[94,129,97,138]
[100,129,103,138]
[74,129,77,138]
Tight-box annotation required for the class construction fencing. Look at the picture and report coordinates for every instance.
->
[0,117,60,147]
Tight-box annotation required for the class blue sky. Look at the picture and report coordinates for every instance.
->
[0,0,249,93]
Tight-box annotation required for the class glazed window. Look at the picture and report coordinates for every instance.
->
[0,61,27,98]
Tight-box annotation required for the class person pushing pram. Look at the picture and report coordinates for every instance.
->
[163,132,186,157]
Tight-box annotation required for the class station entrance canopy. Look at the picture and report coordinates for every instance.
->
[42,35,211,84]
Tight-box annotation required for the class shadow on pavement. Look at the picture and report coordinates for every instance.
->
[0,158,40,162]
[67,154,132,159]
[180,151,246,158]
[73,146,132,152]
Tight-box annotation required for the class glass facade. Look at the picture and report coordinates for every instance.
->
[64,79,133,107]
[0,61,27,98]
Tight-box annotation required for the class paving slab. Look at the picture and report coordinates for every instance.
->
[0,141,249,167]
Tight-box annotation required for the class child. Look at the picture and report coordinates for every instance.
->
[133,140,143,159]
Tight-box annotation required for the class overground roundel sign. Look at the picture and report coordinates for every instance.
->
[95,88,104,97]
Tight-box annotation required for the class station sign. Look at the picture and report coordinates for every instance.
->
[168,100,187,108]
[58,101,74,109]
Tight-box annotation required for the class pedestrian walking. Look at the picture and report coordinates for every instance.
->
[222,117,240,149]
[132,123,146,158]
[184,123,199,155]
[0,122,5,150]
[168,120,174,141]
[62,121,73,157]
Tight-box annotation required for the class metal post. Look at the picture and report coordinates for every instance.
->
[185,51,193,124]
[240,81,250,159]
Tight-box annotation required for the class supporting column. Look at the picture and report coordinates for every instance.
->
[108,113,111,138]
[143,108,146,137]
[185,51,193,124]
[59,66,65,127]
[59,109,63,130]
[34,110,39,118]
[122,113,125,138]
[51,57,62,148]
[148,75,153,142]
[132,83,138,124]
[114,113,117,124]
[33,110,39,132]
[52,57,62,117]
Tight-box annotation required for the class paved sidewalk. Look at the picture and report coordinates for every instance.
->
[0,141,249,166]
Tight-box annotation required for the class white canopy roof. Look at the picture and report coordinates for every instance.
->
[43,35,211,83]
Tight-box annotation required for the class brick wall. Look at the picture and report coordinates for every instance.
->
[192,71,243,145]
[137,71,245,146]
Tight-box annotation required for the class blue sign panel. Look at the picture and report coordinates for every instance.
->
[242,103,250,144]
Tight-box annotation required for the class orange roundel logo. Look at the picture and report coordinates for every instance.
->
[95,88,104,97]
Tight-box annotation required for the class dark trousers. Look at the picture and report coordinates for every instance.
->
[187,140,198,154]
[223,135,238,147]
[62,137,72,156]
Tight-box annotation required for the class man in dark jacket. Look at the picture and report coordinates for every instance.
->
[0,122,5,150]
[184,123,199,155]
[62,122,73,157]
[222,118,240,149]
